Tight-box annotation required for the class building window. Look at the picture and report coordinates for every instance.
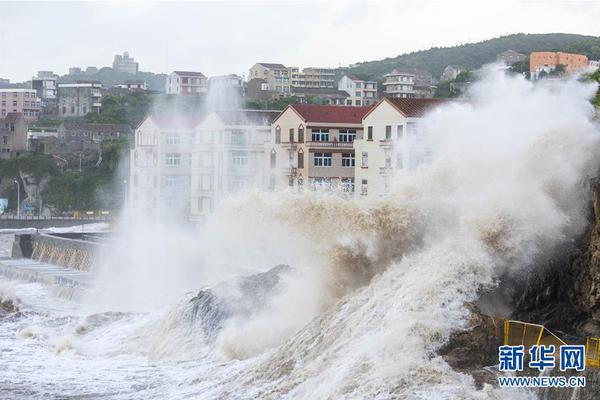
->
[396,153,403,169]
[367,126,373,141]
[361,152,368,168]
[408,122,418,138]
[166,134,180,145]
[232,151,248,166]
[232,130,245,145]
[199,175,213,191]
[385,152,392,168]
[342,153,355,167]
[165,175,183,190]
[270,149,276,168]
[275,126,281,143]
[298,125,304,143]
[385,125,392,140]
[197,197,214,213]
[166,153,181,166]
[397,125,404,140]
[311,129,329,142]
[289,128,294,142]
[298,149,304,169]
[313,152,332,167]
[339,129,357,142]
[361,179,368,195]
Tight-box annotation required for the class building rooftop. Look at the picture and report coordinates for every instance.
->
[291,87,350,97]
[172,71,206,77]
[148,113,205,130]
[380,97,448,118]
[212,109,281,126]
[3,112,23,123]
[257,63,287,69]
[285,104,372,124]
[60,122,132,134]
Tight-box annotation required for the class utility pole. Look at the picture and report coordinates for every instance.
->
[14,180,20,218]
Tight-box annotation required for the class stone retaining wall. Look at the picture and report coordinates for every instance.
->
[12,233,106,271]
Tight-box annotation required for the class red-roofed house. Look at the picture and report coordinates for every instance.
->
[267,104,371,191]
[129,113,202,218]
[355,97,447,196]
[165,71,208,95]
[249,63,290,97]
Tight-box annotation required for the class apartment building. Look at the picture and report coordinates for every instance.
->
[354,97,446,197]
[114,81,147,91]
[382,70,415,98]
[112,51,139,74]
[207,74,245,108]
[0,113,27,159]
[32,71,58,100]
[268,104,371,192]
[383,69,435,98]
[248,63,290,97]
[530,51,589,79]
[58,82,102,117]
[165,71,208,95]
[130,114,201,219]
[190,109,279,221]
[0,89,41,121]
[289,67,336,89]
[338,74,378,106]
[496,50,526,65]
[440,65,466,82]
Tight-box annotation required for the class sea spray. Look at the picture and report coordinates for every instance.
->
[29,67,599,399]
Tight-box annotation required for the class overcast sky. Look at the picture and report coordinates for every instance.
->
[1,1,599,82]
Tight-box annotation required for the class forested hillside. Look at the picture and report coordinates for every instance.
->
[347,33,600,80]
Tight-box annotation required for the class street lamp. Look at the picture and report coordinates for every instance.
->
[14,180,20,218]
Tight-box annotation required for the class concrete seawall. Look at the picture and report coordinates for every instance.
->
[0,218,109,230]
[12,232,106,271]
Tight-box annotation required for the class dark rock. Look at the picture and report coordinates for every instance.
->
[187,264,292,341]
[439,304,502,388]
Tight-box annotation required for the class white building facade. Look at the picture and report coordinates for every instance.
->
[190,109,278,222]
[165,71,208,95]
[338,74,378,106]
[354,97,446,197]
[129,115,199,219]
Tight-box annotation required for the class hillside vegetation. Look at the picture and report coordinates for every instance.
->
[347,33,600,81]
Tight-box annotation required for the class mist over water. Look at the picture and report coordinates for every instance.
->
[2,68,599,399]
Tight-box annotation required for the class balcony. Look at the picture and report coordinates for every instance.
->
[379,139,394,148]
[280,141,297,149]
[305,141,354,148]
[379,166,393,176]
[285,167,297,176]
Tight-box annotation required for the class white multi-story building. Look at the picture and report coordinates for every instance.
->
[165,71,208,95]
[190,109,279,222]
[338,74,378,106]
[382,70,416,98]
[112,52,139,74]
[354,97,446,197]
[130,114,201,219]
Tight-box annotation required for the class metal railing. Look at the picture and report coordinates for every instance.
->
[0,213,115,221]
